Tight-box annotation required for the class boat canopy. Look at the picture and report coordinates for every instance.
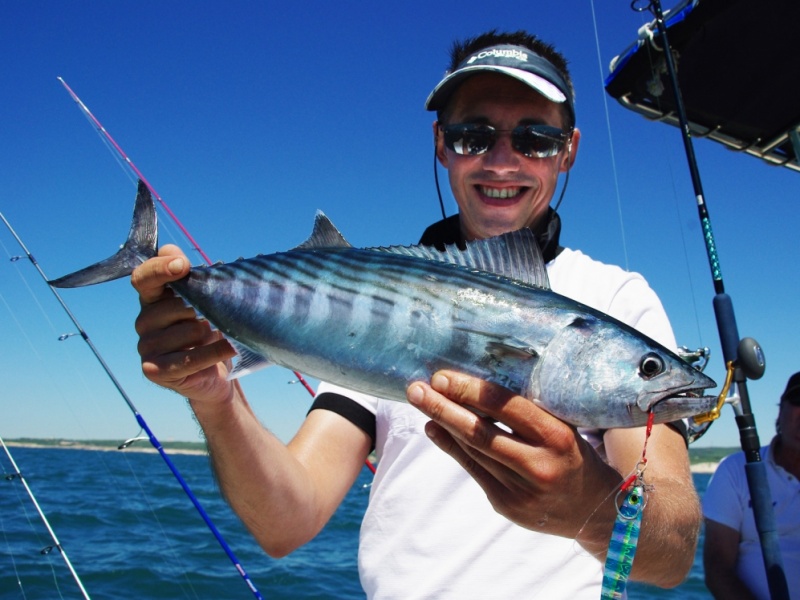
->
[605,0,800,172]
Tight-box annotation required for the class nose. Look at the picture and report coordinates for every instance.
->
[481,132,521,174]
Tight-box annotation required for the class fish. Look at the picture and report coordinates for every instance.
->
[50,180,717,429]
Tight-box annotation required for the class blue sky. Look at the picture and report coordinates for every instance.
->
[1,1,796,449]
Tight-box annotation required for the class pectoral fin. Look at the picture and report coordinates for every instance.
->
[480,337,540,391]
[227,340,273,379]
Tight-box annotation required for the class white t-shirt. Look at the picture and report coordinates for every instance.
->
[318,247,677,599]
[702,439,800,600]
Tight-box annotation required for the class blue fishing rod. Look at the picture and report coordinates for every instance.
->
[0,211,265,600]
[634,1,789,597]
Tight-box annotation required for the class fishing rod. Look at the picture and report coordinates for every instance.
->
[57,78,377,475]
[634,1,788,598]
[0,211,265,600]
[57,77,213,267]
[1,435,92,599]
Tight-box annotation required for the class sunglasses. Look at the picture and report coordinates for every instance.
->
[442,123,570,159]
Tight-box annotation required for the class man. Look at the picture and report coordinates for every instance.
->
[703,372,800,600]
[132,30,700,598]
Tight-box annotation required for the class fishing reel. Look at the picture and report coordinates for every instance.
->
[686,337,765,443]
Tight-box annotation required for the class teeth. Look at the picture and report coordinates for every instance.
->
[481,186,521,199]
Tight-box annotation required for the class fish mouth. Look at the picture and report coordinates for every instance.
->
[639,368,718,415]
[651,392,719,416]
[643,371,719,422]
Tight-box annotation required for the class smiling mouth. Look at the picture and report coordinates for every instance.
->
[479,186,525,199]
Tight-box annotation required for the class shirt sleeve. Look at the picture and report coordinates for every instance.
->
[307,381,378,450]
[702,453,746,530]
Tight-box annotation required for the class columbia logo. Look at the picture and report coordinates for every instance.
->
[468,49,528,63]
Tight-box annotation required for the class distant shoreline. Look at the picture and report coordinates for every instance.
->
[4,439,208,456]
[4,439,729,472]
[689,462,718,474]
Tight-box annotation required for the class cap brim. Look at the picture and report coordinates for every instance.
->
[426,65,567,111]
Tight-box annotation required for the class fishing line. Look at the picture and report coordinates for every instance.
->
[1,435,91,599]
[2,225,220,599]
[0,212,265,600]
[58,78,214,267]
[0,454,67,600]
[57,78,320,400]
[0,249,111,444]
[662,144,707,346]
[588,0,631,272]
[619,3,710,348]
[590,1,710,360]
[57,79,374,478]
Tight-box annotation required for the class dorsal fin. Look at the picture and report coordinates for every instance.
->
[371,228,550,289]
[294,211,352,249]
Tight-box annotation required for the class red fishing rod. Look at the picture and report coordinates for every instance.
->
[57,78,376,475]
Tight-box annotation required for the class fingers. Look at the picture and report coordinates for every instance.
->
[406,370,585,485]
[136,298,217,354]
[141,337,236,388]
[407,375,532,483]
[130,244,191,305]
[414,370,570,447]
[130,244,237,400]
[408,371,620,537]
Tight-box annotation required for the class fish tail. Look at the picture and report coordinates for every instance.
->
[49,180,157,288]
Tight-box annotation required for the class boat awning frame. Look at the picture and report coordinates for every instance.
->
[605,0,800,173]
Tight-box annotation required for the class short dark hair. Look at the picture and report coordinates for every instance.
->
[438,29,575,129]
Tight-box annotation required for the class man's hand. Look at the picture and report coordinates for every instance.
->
[407,370,620,541]
[407,369,701,587]
[132,244,237,404]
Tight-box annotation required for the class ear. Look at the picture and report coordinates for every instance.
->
[433,121,449,168]
[560,127,580,173]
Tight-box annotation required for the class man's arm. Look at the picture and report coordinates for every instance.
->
[407,370,700,588]
[703,519,756,600]
[603,423,699,587]
[132,245,371,556]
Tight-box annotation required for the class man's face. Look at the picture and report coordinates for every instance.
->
[435,73,579,241]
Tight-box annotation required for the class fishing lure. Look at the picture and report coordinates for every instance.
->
[600,470,648,599]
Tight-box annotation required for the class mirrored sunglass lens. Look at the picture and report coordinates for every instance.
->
[512,126,565,158]
[444,125,494,155]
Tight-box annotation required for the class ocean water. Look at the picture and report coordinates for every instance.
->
[0,446,713,599]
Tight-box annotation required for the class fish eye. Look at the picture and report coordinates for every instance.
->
[639,353,665,379]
